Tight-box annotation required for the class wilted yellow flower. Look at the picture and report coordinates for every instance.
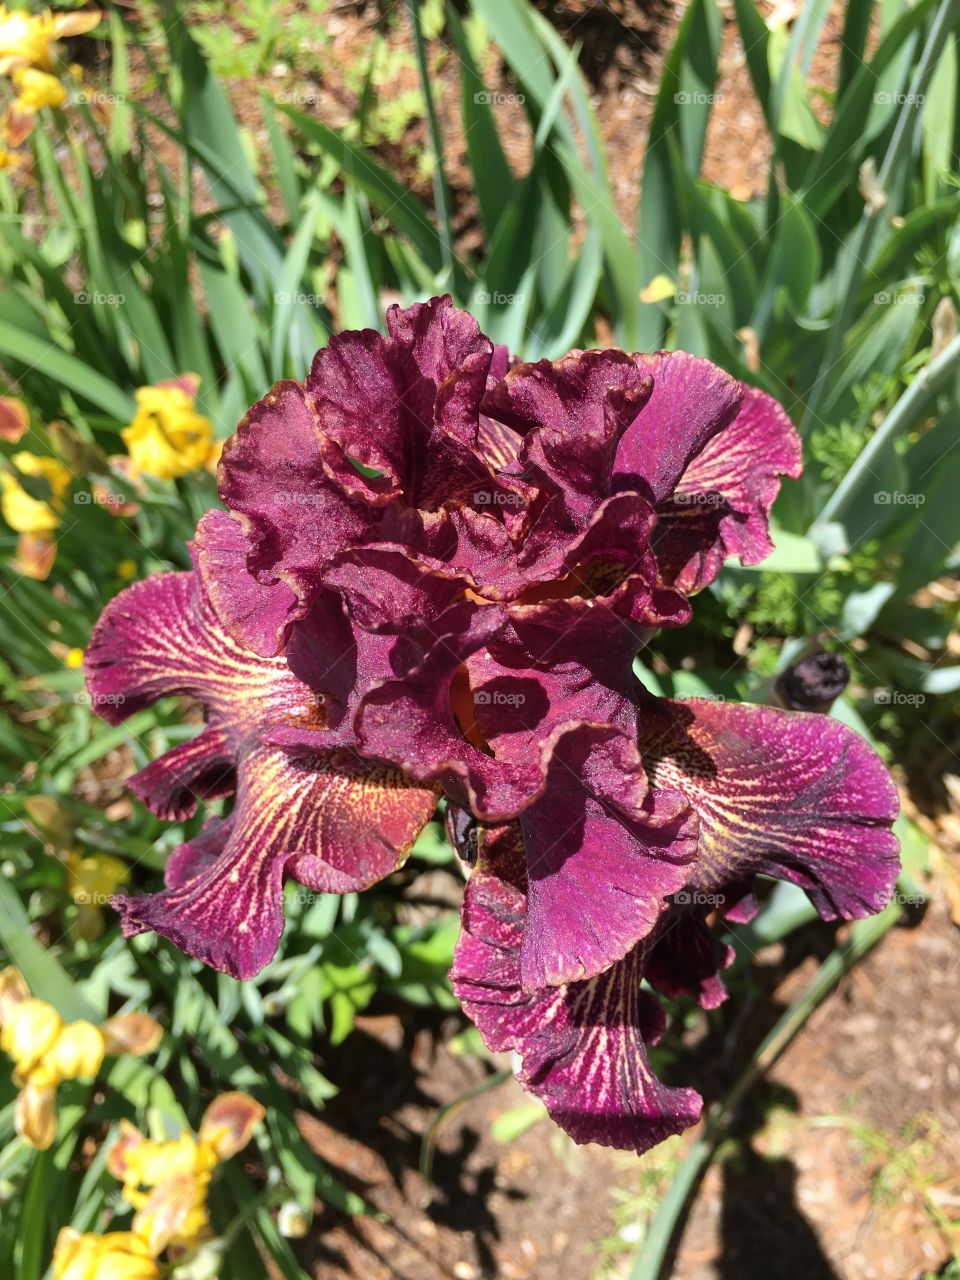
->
[121,377,216,481]
[0,967,162,1149]
[66,849,129,938]
[1,451,70,534]
[0,395,28,442]
[11,65,67,111]
[0,6,101,75]
[12,531,56,580]
[52,1227,160,1280]
[107,1093,264,1254]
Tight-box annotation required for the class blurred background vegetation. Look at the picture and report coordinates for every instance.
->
[0,0,958,1277]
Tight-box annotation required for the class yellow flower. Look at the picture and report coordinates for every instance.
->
[64,646,84,669]
[52,1227,160,1280]
[0,6,101,75]
[35,1019,104,1085]
[67,848,129,941]
[107,1093,264,1254]
[1,451,70,534]
[117,559,137,580]
[1,998,63,1077]
[11,65,67,111]
[0,967,162,1149]
[121,378,215,481]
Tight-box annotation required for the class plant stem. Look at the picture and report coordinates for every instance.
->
[406,0,456,285]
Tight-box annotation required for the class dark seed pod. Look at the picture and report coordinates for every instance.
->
[445,805,480,866]
[775,651,849,713]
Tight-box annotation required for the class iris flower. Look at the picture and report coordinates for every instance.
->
[89,297,900,1151]
[0,6,101,75]
[1,449,71,578]
[121,375,218,481]
[52,1091,263,1277]
[0,967,161,1149]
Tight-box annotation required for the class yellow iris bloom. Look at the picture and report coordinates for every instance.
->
[0,967,162,1149]
[121,379,217,480]
[52,1228,159,1280]
[107,1092,265,1255]
[0,6,101,75]
[1,450,70,534]
[66,850,129,939]
[11,65,67,111]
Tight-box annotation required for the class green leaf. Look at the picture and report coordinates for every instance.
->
[0,878,99,1022]
[0,322,135,422]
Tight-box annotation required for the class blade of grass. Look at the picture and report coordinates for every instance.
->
[406,0,455,284]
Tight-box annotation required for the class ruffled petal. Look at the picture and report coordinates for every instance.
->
[85,569,325,744]
[613,351,743,503]
[115,744,436,978]
[653,386,802,592]
[451,826,702,1153]
[216,379,372,633]
[193,508,298,658]
[483,350,652,529]
[644,907,735,1010]
[518,725,697,989]
[126,726,234,822]
[307,296,510,510]
[638,698,900,920]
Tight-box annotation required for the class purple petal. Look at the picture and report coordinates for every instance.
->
[307,296,511,511]
[127,726,234,822]
[644,907,735,1010]
[116,744,437,978]
[638,697,900,919]
[613,351,743,503]
[451,826,702,1153]
[653,386,802,592]
[193,508,298,658]
[483,350,653,528]
[517,725,697,989]
[216,378,373,639]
